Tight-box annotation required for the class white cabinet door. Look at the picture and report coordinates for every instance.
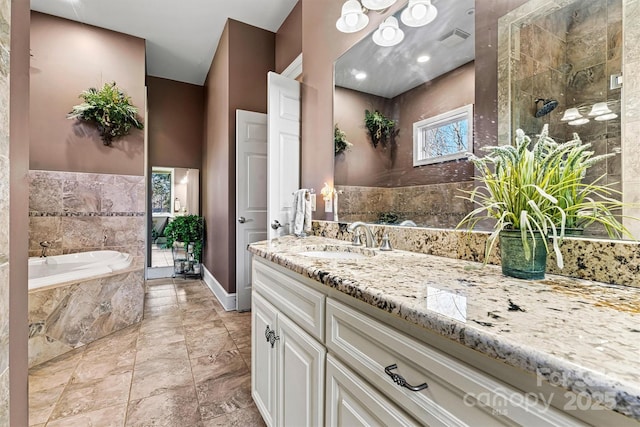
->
[326,354,419,427]
[277,313,326,427]
[252,292,279,427]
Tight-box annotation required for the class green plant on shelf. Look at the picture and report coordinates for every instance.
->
[163,215,204,263]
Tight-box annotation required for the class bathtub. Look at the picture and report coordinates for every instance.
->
[27,250,143,367]
[28,250,133,291]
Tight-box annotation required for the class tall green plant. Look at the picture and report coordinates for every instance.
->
[68,82,144,146]
[458,125,633,269]
[164,215,204,262]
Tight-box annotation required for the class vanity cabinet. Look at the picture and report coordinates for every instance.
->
[252,259,326,427]
[251,257,588,427]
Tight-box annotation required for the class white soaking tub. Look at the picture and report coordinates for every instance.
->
[28,250,133,290]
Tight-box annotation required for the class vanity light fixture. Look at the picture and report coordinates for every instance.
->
[372,16,404,47]
[417,55,430,63]
[594,113,618,121]
[336,0,369,33]
[400,0,437,27]
[560,107,583,122]
[361,0,397,11]
[588,102,612,117]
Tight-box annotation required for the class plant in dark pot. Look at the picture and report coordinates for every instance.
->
[457,125,632,280]
[364,109,396,148]
[68,82,144,146]
[163,215,204,263]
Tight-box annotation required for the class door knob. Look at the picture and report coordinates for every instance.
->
[238,217,247,224]
[271,220,283,230]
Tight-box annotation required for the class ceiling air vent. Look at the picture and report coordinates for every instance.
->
[439,29,470,48]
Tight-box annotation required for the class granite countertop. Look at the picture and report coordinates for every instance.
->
[248,235,640,421]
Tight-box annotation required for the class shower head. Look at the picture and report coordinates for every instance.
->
[534,98,559,118]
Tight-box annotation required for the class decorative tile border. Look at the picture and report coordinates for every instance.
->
[29,211,145,217]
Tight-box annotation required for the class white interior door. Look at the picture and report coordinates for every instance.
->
[267,71,301,240]
[236,110,268,312]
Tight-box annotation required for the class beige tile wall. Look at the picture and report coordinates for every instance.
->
[28,170,146,259]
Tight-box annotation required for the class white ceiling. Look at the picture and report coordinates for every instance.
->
[30,0,299,85]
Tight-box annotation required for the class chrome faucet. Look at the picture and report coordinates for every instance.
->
[39,241,51,257]
[347,222,377,248]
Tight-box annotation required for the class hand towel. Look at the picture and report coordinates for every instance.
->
[304,191,312,234]
[292,189,308,236]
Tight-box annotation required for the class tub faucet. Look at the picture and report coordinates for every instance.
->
[39,241,51,257]
[348,222,377,248]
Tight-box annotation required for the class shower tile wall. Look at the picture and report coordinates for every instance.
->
[513,0,622,188]
[0,0,10,422]
[28,170,146,260]
[336,182,474,228]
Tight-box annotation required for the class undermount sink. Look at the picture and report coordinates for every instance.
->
[297,245,375,260]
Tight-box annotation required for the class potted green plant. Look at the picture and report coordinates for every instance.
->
[457,125,630,280]
[364,109,396,148]
[334,124,353,155]
[68,82,144,146]
[163,215,204,263]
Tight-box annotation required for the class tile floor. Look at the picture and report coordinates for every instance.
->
[151,244,173,267]
[28,278,265,427]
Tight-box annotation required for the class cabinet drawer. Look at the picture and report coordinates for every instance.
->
[327,353,419,427]
[253,258,325,341]
[327,299,583,427]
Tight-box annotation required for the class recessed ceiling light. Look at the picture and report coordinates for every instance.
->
[355,72,367,80]
[417,55,430,63]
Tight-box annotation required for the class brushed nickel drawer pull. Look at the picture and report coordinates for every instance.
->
[385,364,428,392]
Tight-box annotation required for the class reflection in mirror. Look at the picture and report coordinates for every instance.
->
[150,167,199,268]
[498,0,628,238]
[334,0,476,228]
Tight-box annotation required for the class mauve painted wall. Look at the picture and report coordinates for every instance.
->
[335,61,475,187]
[300,0,406,217]
[8,0,30,424]
[29,12,146,176]
[333,87,391,186]
[300,1,529,213]
[202,20,275,294]
[275,1,302,73]
[147,76,204,170]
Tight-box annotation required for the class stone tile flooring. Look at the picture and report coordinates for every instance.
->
[28,278,265,427]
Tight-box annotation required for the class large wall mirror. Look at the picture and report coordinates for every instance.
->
[334,0,640,239]
[149,166,200,269]
[334,0,476,228]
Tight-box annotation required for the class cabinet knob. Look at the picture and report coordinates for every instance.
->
[384,364,428,392]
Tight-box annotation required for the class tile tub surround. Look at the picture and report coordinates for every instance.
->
[28,267,144,368]
[248,235,640,421]
[312,220,640,288]
[28,170,146,259]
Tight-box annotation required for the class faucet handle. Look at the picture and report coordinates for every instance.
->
[352,230,363,246]
[379,233,393,251]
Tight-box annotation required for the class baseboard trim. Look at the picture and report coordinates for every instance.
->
[202,265,237,311]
